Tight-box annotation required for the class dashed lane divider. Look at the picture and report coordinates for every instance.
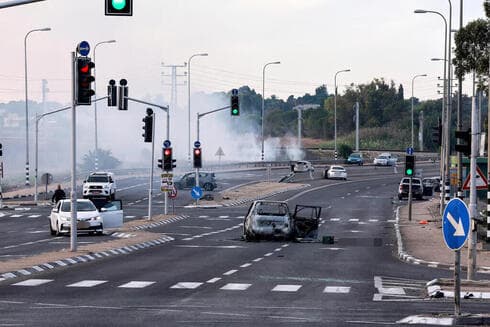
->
[222,184,310,207]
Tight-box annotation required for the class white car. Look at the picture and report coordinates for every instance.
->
[49,199,123,236]
[82,172,116,200]
[324,165,347,180]
[293,160,314,173]
[373,153,397,166]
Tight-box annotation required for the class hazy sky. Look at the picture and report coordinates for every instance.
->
[0,0,486,106]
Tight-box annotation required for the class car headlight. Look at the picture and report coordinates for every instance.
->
[90,216,101,221]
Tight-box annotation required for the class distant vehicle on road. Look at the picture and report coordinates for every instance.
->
[293,160,314,173]
[374,153,397,166]
[346,153,364,165]
[324,165,347,180]
[422,177,441,196]
[243,200,321,241]
[49,199,123,236]
[82,172,116,200]
[398,177,423,200]
[174,171,217,191]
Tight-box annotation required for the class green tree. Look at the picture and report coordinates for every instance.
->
[79,149,122,172]
[453,18,489,78]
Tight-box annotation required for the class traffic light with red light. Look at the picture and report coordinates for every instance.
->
[105,0,133,16]
[163,147,173,171]
[76,57,95,105]
[193,147,202,168]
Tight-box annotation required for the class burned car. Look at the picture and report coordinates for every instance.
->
[243,200,321,241]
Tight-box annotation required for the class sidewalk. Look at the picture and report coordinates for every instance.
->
[397,197,490,273]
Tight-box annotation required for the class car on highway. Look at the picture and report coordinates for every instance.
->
[82,172,116,200]
[293,160,314,173]
[324,165,347,180]
[373,153,397,166]
[422,177,441,196]
[49,199,123,236]
[398,177,423,200]
[174,171,217,191]
[346,152,364,165]
[243,200,321,241]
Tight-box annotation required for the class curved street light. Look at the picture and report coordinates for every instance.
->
[411,74,427,148]
[261,61,281,161]
[333,69,350,160]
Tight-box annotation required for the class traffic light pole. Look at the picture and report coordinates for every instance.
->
[125,96,169,216]
[195,105,231,193]
[148,112,155,220]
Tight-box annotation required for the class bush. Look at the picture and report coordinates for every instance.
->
[338,144,353,159]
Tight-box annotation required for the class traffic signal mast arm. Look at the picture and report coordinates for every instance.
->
[196,105,231,141]
[125,96,170,140]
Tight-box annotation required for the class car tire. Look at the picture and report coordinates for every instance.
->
[49,222,56,236]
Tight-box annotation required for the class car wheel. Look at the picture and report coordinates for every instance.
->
[203,183,213,191]
[49,221,56,236]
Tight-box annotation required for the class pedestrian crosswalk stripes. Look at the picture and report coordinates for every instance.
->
[9,279,355,294]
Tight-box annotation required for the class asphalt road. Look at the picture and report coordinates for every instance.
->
[3,162,487,326]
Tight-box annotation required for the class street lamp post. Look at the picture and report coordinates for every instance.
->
[411,74,427,148]
[24,27,50,186]
[93,40,116,171]
[261,61,280,161]
[187,53,208,165]
[334,69,350,160]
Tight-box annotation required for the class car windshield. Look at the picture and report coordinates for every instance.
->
[378,156,388,159]
[332,167,344,171]
[87,176,109,183]
[61,201,96,212]
[350,154,360,158]
[255,202,288,216]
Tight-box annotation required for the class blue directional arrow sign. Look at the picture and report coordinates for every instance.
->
[442,198,470,250]
[191,186,203,200]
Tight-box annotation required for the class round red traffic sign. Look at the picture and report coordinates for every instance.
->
[169,187,177,199]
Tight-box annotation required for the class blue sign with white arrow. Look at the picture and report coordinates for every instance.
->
[442,198,470,250]
[191,186,203,200]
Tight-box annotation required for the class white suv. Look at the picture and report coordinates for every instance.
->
[82,172,116,200]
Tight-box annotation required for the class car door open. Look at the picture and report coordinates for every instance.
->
[98,200,124,228]
[292,205,322,241]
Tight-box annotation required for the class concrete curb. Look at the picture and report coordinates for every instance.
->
[130,215,189,231]
[0,235,174,283]
[394,206,490,274]
[222,184,310,207]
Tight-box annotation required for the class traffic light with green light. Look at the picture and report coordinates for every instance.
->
[105,0,132,16]
[231,95,239,116]
[405,155,415,176]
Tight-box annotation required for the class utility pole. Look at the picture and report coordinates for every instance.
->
[161,63,186,110]
[355,102,360,152]
[468,97,478,280]
[418,110,424,151]
[41,79,48,113]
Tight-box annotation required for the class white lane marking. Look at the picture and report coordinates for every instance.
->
[350,230,362,233]
[2,236,63,250]
[397,316,453,325]
[10,215,23,218]
[0,213,5,218]
[387,219,396,223]
[379,287,406,295]
[124,216,136,219]
[240,263,252,268]
[348,219,359,222]
[179,226,213,229]
[223,269,238,276]
[218,216,229,218]
[66,280,107,288]
[28,215,42,218]
[198,216,209,218]
[220,283,251,291]
[368,219,379,222]
[27,230,47,234]
[264,253,273,257]
[252,258,263,262]
[170,282,202,289]
[320,247,344,251]
[13,279,53,286]
[175,245,244,249]
[323,286,351,293]
[118,281,155,289]
[330,218,340,221]
[206,278,221,284]
[272,285,302,292]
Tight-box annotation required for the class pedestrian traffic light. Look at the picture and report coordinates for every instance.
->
[405,155,415,176]
[432,118,442,146]
[76,57,95,105]
[108,79,117,107]
[105,0,132,16]
[193,147,202,168]
[142,109,153,143]
[118,79,128,110]
[163,147,173,171]
[455,129,471,156]
[231,95,239,116]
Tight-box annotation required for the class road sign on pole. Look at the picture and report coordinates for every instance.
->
[406,147,414,155]
[462,166,488,190]
[191,186,203,200]
[443,198,470,250]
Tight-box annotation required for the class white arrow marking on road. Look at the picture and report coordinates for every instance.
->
[447,212,465,237]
